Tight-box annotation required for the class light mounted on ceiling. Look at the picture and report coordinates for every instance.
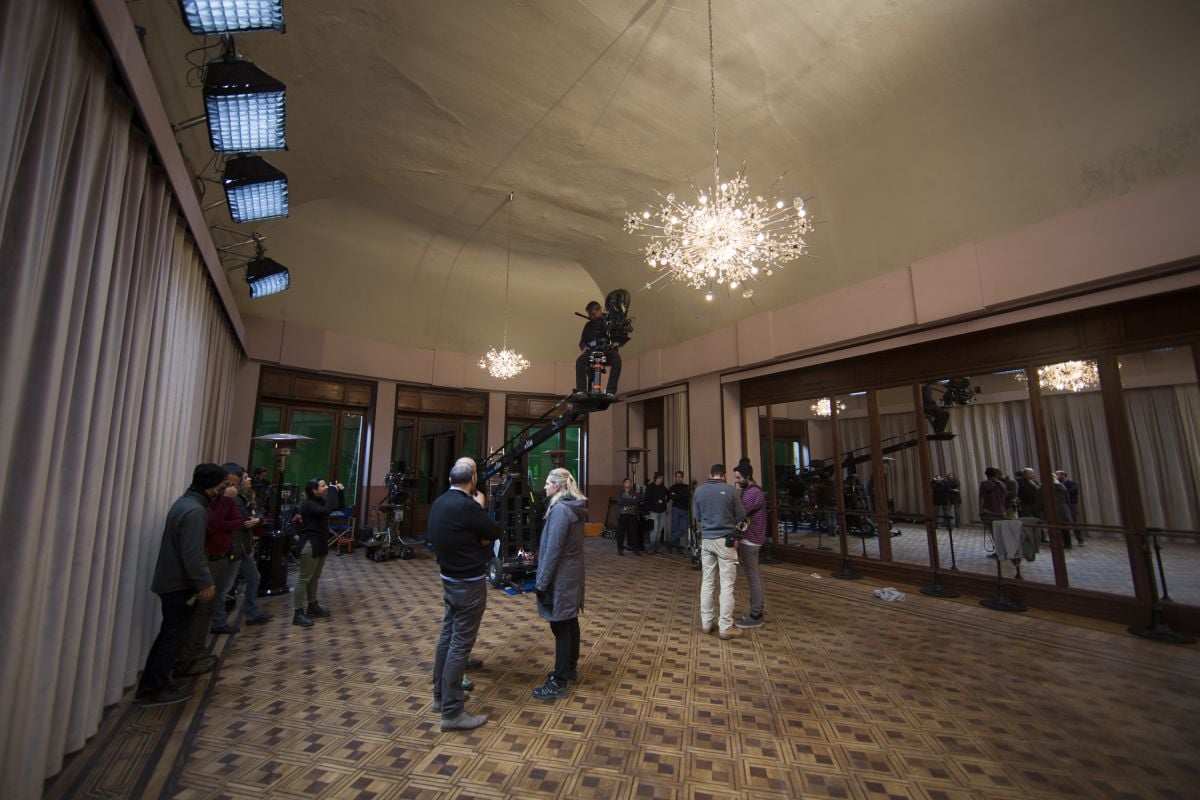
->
[179,0,285,34]
[243,235,290,298]
[811,398,846,418]
[1015,360,1100,393]
[623,0,814,300]
[223,155,288,222]
[479,193,531,380]
[204,56,286,152]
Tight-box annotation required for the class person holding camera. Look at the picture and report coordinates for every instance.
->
[693,463,746,640]
[732,460,767,629]
[530,468,588,700]
[573,300,621,398]
[292,477,343,627]
[428,458,502,731]
[135,464,226,707]
[210,468,271,628]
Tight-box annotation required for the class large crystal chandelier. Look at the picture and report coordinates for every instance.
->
[811,397,846,417]
[624,0,813,301]
[1015,360,1099,392]
[479,193,530,380]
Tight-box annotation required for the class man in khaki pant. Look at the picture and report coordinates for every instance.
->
[692,464,746,640]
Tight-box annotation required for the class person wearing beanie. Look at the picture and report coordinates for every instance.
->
[733,459,767,629]
[135,464,226,707]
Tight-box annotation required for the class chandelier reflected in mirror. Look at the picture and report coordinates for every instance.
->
[811,397,846,417]
[1015,360,1100,392]
[624,0,813,300]
[479,193,531,380]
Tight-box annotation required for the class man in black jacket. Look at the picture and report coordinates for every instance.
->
[135,464,226,707]
[428,457,502,731]
[574,300,621,398]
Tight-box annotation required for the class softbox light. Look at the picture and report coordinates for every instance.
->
[179,0,285,34]
[245,255,290,298]
[204,59,286,152]
[223,155,288,222]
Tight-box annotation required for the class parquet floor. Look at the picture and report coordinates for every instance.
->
[49,537,1200,799]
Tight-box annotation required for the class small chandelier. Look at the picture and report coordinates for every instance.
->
[1015,360,1099,392]
[479,193,531,380]
[624,0,813,301]
[811,397,846,417]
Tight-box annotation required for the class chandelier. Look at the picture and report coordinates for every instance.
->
[479,193,531,380]
[1015,360,1099,392]
[623,0,813,301]
[811,397,846,417]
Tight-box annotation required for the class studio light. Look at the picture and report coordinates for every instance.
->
[179,1,285,34]
[204,58,286,152]
[223,155,288,222]
[245,248,290,299]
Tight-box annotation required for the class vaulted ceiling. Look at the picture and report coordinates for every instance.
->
[129,0,1200,362]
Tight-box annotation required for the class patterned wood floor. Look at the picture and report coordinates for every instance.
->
[49,538,1200,799]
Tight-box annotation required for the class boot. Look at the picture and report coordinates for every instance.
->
[307,602,331,618]
[292,609,314,627]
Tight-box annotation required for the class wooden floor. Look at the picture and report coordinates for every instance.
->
[48,537,1200,799]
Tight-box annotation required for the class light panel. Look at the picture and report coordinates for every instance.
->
[245,256,290,298]
[223,155,288,222]
[204,59,286,152]
[179,1,284,35]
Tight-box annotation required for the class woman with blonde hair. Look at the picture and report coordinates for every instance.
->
[532,468,588,700]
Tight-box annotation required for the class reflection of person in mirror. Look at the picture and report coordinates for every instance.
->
[978,467,1007,534]
[1051,472,1074,550]
[1055,470,1083,545]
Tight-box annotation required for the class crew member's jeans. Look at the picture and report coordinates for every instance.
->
[139,589,196,695]
[433,578,488,718]
[699,537,739,632]
[549,617,580,682]
[294,541,326,610]
[740,542,764,618]
[176,557,224,668]
[647,511,666,551]
[669,506,688,546]
[212,549,263,626]
[574,348,621,394]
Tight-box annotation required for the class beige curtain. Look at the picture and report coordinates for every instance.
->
[662,390,690,481]
[0,1,241,793]
[1125,386,1200,531]
[1041,393,1122,528]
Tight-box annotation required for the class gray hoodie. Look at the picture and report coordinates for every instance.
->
[692,478,746,540]
[535,497,588,622]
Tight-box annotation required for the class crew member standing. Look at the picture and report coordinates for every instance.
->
[733,459,767,629]
[644,472,669,554]
[428,458,502,731]
[693,464,746,640]
[574,300,620,398]
[135,464,225,707]
[667,471,690,554]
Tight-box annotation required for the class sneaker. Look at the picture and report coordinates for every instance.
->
[718,627,744,640]
[441,711,487,731]
[532,676,568,700]
[174,655,217,677]
[307,603,331,618]
[466,656,483,670]
[699,622,714,635]
[292,610,314,628]
[245,613,273,625]
[136,684,193,708]
[461,675,474,691]
[735,615,764,629]
[210,624,239,635]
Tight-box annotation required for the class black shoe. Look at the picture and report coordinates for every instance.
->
[224,597,236,612]
[136,684,193,708]
[293,610,314,628]
[617,549,624,555]
[173,655,217,678]
[532,675,568,700]
[466,656,483,670]
[565,669,580,685]
[210,624,239,635]
[632,550,641,556]
[307,603,331,618]
[245,613,273,625]
[569,390,588,400]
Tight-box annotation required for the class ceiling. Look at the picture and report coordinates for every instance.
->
[129,0,1200,362]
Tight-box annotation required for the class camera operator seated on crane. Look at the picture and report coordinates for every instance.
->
[573,300,621,400]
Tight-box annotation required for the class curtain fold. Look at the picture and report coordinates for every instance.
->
[662,391,689,481]
[0,1,241,793]
[1125,386,1200,531]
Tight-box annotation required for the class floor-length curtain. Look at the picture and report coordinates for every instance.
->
[1125,386,1200,531]
[1041,393,1122,527]
[0,1,241,794]
[662,390,689,482]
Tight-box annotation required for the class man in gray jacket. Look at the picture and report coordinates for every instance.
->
[135,464,226,707]
[692,463,746,640]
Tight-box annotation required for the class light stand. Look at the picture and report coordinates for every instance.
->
[252,432,312,595]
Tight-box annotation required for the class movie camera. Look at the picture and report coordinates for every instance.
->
[940,377,982,407]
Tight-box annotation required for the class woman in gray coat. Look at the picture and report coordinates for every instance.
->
[532,467,588,700]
